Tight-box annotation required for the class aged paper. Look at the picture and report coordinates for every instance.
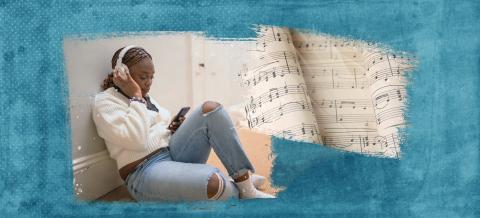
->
[239,26,413,158]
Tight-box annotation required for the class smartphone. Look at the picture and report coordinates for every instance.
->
[169,106,190,127]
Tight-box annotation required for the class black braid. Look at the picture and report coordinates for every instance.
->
[101,47,152,91]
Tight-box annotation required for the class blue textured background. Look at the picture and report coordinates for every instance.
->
[1,0,479,217]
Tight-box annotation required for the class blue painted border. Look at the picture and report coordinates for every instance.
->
[1,0,479,217]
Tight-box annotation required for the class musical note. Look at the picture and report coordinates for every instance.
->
[272,123,321,142]
[242,65,302,87]
[312,99,372,110]
[315,114,376,124]
[247,100,313,128]
[375,107,405,125]
[245,83,308,113]
[372,85,406,109]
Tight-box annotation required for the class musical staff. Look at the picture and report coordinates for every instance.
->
[321,128,401,157]
[322,134,380,149]
[306,80,369,90]
[364,51,412,71]
[257,26,292,44]
[245,83,308,113]
[302,66,366,79]
[367,66,413,83]
[372,85,406,109]
[294,40,360,50]
[247,100,312,128]
[272,123,321,142]
[316,114,376,125]
[241,65,301,87]
[375,106,405,125]
[312,99,371,110]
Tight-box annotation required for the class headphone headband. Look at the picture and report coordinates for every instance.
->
[115,45,140,69]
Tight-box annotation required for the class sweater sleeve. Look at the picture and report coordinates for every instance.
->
[143,104,173,149]
[144,122,172,149]
[92,93,151,151]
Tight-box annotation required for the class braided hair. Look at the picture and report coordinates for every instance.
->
[101,47,152,90]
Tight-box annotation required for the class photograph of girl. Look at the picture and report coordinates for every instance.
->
[92,46,275,201]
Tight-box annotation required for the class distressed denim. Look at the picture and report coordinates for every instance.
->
[125,104,255,201]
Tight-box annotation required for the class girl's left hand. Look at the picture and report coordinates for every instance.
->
[168,116,186,133]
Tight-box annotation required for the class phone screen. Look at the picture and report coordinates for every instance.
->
[168,107,190,131]
[172,107,190,122]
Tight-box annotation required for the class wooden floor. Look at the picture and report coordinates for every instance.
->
[95,128,279,202]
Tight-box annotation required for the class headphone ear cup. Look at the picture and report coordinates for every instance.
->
[120,63,129,74]
[115,64,128,80]
[114,65,122,73]
[122,64,130,79]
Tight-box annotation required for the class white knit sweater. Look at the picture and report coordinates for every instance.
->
[92,87,172,170]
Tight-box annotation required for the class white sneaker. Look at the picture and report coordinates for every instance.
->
[230,174,266,189]
[251,174,267,189]
[235,177,275,199]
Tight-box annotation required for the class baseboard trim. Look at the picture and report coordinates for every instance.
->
[73,150,110,172]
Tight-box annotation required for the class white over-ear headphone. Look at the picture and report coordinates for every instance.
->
[114,45,140,80]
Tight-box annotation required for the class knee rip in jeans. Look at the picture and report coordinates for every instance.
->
[202,101,221,116]
[207,172,225,200]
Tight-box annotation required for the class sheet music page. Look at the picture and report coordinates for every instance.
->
[239,26,321,143]
[362,46,413,157]
[291,30,385,156]
[239,26,413,158]
[291,29,413,158]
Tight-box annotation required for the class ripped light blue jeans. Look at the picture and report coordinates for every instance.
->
[125,103,256,201]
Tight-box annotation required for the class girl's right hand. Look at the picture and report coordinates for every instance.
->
[112,67,143,99]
